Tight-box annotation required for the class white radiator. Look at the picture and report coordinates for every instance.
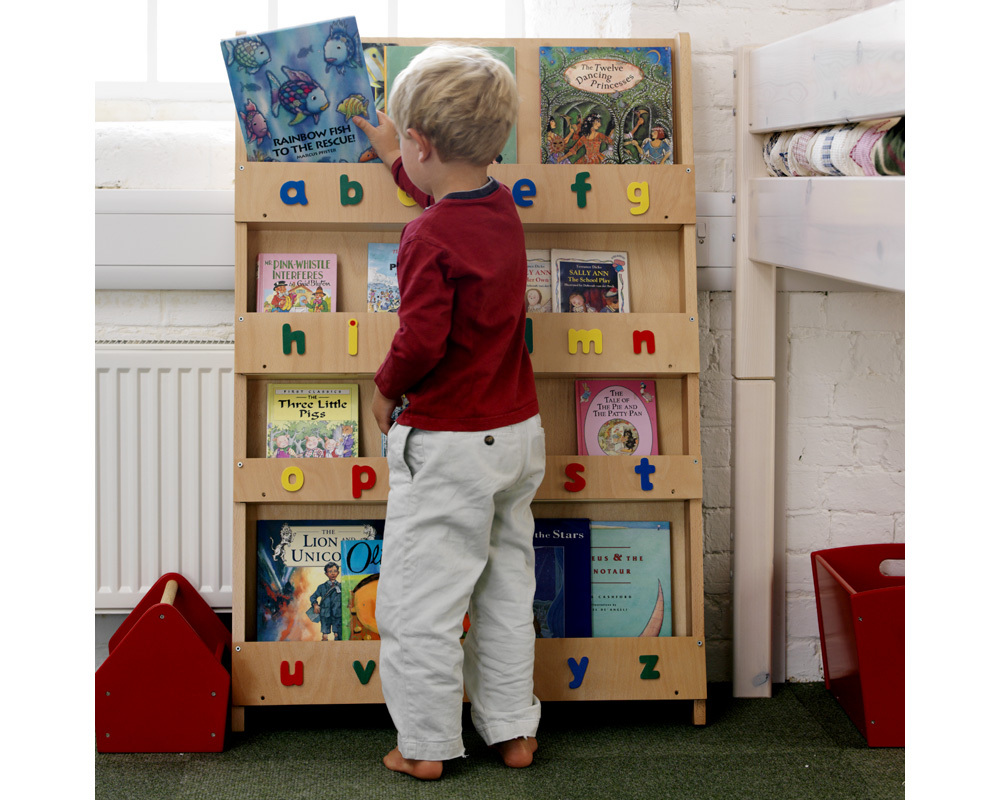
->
[95,344,235,611]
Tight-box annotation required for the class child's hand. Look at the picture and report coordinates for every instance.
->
[372,387,399,436]
[354,110,401,168]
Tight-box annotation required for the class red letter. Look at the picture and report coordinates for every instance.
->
[352,464,377,498]
[633,329,655,354]
[564,462,586,493]
[280,660,304,686]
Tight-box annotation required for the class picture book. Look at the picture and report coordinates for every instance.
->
[221,17,379,164]
[257,253,336,313]
[362,42,390,113]
[551,249,629,314]
[590,521,672,637]
[534,518,592,638]
[340,537,383,641]
[526,249,553,312]
[256,519,383,641]
[266,383,359,458]
[367,242,400,312]
[576,379,658,457]
[386,45,518,165]
[539,45,674,165]
[380,405,405,457]
[532,546,565,638]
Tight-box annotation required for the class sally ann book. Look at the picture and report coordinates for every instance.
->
[551,249,629,314]
[256,519,383,642]
[576,379,658,457]
[221,16,378,163]
[266,383,359,458]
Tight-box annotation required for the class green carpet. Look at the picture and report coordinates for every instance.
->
[95,683,904,800]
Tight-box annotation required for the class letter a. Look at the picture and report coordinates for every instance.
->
[280,180,308,205]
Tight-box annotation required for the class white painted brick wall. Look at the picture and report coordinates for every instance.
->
[95,0,904,683]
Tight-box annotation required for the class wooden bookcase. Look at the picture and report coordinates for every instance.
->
[230,35,706,732]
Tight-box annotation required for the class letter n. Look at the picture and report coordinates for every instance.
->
[633,329,655,354]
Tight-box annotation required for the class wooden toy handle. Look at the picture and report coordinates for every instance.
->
[160,579,179,606]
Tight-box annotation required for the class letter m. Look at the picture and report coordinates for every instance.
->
[568,329,603,355]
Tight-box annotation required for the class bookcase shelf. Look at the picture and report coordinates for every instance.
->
[230,34,707,732]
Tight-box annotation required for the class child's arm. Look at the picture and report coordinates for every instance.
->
[353,111,401,170]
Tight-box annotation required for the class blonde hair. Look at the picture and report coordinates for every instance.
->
[388,43,519,165]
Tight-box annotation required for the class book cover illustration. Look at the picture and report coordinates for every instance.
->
[221,17,379,164]
[526,249,553,312]
[551,249,629,314]
[533,546,565,638]
[340,538,383,641]
[362,42,390,113]
[257,253,336,313]
[266,383,359,458]
[256,519,383,641]
[590,521,672,637]
[367,242,400,312]
[540,45,673,165]
[576,379,658,457]
[386,45,518,165]
[534,518,592,638]
[538,46,674,164]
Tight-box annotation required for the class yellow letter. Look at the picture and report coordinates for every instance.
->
[568,329,603,354]
[397,187,417,207]
[627,181,649,215]
[348,318,359,356]
[281,466,305,493]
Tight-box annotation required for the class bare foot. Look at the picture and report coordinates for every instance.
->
[492,736,538,768]
[383,747,443,780]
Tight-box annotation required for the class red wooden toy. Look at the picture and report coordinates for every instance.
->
[811,544,904,747]
[96,573,231,753]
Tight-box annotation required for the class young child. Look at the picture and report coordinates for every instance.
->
[352,44,545,781]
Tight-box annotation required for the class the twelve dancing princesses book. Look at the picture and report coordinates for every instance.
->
[256,519,383,641]
[266,383,359,459]
[576,379,659,457]
[221,17,378,163]
[540,45,674,165]
[257,253,336,313]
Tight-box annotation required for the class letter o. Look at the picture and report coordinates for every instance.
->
[281,466,305,492]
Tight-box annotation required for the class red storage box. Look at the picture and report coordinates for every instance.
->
[811,543,904,747]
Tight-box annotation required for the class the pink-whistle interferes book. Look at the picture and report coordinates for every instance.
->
[575,379,659,457]
[256,253,337,313]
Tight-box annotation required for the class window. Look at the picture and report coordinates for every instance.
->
[96,0,522,108]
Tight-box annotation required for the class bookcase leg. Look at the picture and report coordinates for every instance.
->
[692,699,707,726]
[231,705,245,733]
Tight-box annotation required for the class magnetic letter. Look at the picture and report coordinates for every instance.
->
[633,329,656,354]
[524,317,533,354]
[634,457,656,491]
[568,329,603,355]
[627,181,650,215]
[352,660,376,685]
[352,464,377,498]
[280,660,304,686]
[568,656,589,689]
[340,173,364,206]
[282,323,305,355]
[571,171,592,208]
[280,180,308,205]
[639,654,661,680]
[564,463,586,493]
[397,187,417,207]
[281,466,305,493]
[348,318,359,356]
[512,178,537,207]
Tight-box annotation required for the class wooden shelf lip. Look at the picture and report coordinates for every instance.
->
[233,454,701,503]
[235,162,696,228]
[231,636,706,705]
[234,312,700,377]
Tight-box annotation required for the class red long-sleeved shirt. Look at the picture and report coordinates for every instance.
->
[373,158,538,431]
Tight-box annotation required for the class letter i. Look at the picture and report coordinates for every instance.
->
[348,318,359,356]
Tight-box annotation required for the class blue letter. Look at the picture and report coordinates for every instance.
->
[634,457,656,491]
[512,178,537,207]
[280,180,308,206]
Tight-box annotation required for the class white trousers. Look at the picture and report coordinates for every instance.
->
[376,414,546,761]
